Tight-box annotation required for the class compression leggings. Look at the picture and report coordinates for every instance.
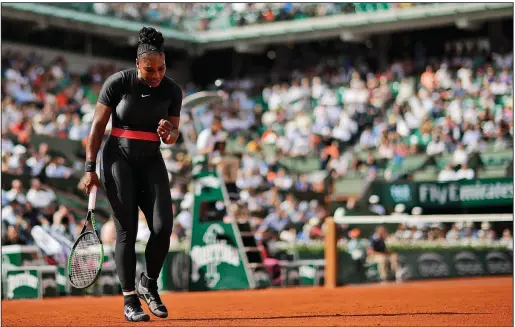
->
[101,137,173,292]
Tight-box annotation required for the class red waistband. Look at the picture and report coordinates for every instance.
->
[110,127,160,142]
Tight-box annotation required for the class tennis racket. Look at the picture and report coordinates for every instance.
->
[67,186,104,289]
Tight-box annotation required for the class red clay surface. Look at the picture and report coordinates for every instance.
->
[2,276,513,326]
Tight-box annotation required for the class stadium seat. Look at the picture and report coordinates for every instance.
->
[333,178,364,196]
[389,154,428,173]
[477,168,508,179]
[279,157,321,174]
[480,150,513,166]
[412,170,439,181]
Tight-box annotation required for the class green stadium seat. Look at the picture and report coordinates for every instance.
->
[278,156,321,173]
[357,151,389,169]
[54,189,86,208]
[477,168,508,179]
[389,154,428,173]
[413,170,439,181]
[365,3,378,12]
[333,178,364,196]
[480,150,513,166]
[353,3,365,13]
[262,146,278,160]
[226,138,246,154]
[437,154,454,169]
[379,3,392,10]
[483,142,497,153]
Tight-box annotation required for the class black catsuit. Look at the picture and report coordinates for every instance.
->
[97,68,182,292]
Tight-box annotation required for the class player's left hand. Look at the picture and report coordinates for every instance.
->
[157,119,173,139]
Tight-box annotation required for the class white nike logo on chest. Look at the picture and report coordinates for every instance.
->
[141,94,150,97]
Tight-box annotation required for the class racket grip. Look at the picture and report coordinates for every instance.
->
[88,186,97,210]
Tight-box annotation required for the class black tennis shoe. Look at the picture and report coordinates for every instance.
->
[124,295,150,322]
[137,272,168,318]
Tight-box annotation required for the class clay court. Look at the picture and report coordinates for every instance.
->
[2,276,513,326]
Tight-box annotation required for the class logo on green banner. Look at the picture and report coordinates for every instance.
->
[2,254,14,276]
[418,180,513,206]
[454,252,484,276]
[194,175,222,195]
[190,224,241,288]
[7,271,39,299]
[390,184,412,203]
[417,252,449,277]
[486,251,512,274]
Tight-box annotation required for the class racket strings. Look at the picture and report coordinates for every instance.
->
[69,233,102,288]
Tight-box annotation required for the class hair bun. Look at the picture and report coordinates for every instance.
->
[138,26,164,49]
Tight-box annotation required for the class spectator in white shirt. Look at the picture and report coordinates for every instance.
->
[311,77,326,101]
[1,200,23,226]
[45,157,73,179]
[176,205,192,230]
[273,168,293,190]
[500,229,513,250]
[265,85,283,112]
[26,178,56,209]
[457,65,472,90]
[426,135,446,156]
[359,126,376,149]
[395,77,414,105]
[25,143,51,177]
[222,111,246,134]
[435,63,452,89]
[438,164,457,182]
[52,205,76,242]
[196,116,225,155]
[489,76,509,95]
[445,224,460,242]
[68,114,90,141]
[5,179,27,205]
[455,163,475,180]
[377,140,394,159]
[1,131,15,154]
[462,124,482,146]
[452,143,468,166]
[26,152,48,177]
[1,97,22,131]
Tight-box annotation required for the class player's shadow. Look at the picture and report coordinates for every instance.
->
[168,312,490,321]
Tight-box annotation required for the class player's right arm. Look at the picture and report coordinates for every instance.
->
[83,73,123,194]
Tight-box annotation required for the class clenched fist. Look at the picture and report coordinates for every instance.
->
[157,119,179,143]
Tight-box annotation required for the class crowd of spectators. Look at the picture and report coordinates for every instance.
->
[190,42,512,190]
[51,3,423,32]
[1,36,513,252]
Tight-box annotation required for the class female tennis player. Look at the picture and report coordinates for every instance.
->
[82,26,182,322]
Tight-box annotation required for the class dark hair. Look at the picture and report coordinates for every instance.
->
[137,26,164,58]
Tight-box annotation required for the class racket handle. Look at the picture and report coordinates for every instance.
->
[88,186,97,210]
